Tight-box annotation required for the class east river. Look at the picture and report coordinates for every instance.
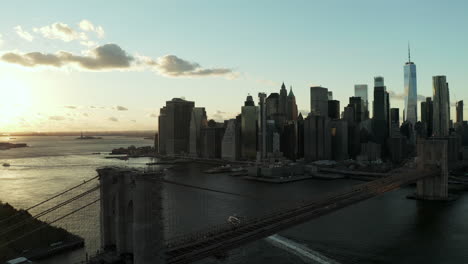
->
[1,136,468,264]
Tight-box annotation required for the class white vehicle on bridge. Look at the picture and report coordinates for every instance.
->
[227,215,242,226]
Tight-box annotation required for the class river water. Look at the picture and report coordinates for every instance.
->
[1,136,468,264]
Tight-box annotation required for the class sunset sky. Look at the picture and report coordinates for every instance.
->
[1,0,467,132]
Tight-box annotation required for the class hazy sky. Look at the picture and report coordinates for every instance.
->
[0,0,467,132]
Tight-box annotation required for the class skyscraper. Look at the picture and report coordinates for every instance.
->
[354,84,368,118]
[189,107,207,157]
[456,100,464,124]
[421,97,434,137]
[328,100,340,120]
[310,86,329,117]
[279,82,288,117]
[404,45,418,125]
[372,76,389,146]
[241,95,258,160]
[258,93,267,160]
[286,87,298,121]
[349,97,364,122]
[432,76,450,137]
[158,98,195,155]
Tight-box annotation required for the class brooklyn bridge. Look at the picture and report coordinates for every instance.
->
[0,139,460,264]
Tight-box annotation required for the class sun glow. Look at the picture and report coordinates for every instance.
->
[0,76,33,130]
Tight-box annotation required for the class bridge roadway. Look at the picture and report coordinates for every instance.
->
[165,166,438,264]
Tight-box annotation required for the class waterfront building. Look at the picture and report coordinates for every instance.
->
[189,107,207,157]
[328,100,340,120]
[433,76,450,137]
[281,121,298,160]
[330,119,348,161]
[221,118,241,161]
[201,120,225,159]
[241,95,258,160]
[158,107,167,154]
[158,98,194,155]
[328,91,333,100]
[354,84,369,119]
[304,113,331,161]
[404,46,418,125]
[310,86,329,117]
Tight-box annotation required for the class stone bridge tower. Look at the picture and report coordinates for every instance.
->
[415,139,449,200]
[98,167,166,264]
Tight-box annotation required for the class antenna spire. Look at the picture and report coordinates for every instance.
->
[408,42,411,63]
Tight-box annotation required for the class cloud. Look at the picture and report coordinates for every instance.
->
[64,105,77,109]
[14,26,34,41]
[1,43,134,70]
[116,105,128,111]
[83,113,89,117]
[79,20,104,38]
[1,44,236,78]
[149,113,158,118]
[388,90,428,102]
[130,119,136,123]
[155,55,235,77]
[0,34,3,47]
[34,22,87,42]
[49,115,66,121]
[108,117,118,122]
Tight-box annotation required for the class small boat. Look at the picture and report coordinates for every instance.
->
[3,163,11,167]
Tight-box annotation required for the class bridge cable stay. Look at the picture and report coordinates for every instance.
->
[0,175,99,225]
[162,179,301,242]
[165,167,438,251]
[0,198,100,250]
[0,185,100,237]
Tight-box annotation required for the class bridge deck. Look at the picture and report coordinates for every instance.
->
[165,166,437,264]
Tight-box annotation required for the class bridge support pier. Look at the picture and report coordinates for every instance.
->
[98,167,166,264]
[414,139,452,201]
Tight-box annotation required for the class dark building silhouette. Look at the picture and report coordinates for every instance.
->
[310,86,329,116]
[297,113,305,159]
[390,108,400,125]
[421,97,434,137]
[286,87,298,121]
[372,77,389,147]
[241,95,257,160]
[304,113,331,161]
[201,120,225,159]
[189,107,207,157]
[328,100,340,120]
[456,100,464,124]
[432,76,450,137]
[349,97,364,122]
[279,82,288,119]
[158,98,194,155]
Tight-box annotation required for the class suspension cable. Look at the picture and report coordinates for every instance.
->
[0,175,99,225]
[0,198,100,250]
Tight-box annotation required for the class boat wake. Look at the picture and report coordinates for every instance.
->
[266,235,341,264]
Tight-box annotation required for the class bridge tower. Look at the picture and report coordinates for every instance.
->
[415,139,449,200]
[98,167,166,264]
